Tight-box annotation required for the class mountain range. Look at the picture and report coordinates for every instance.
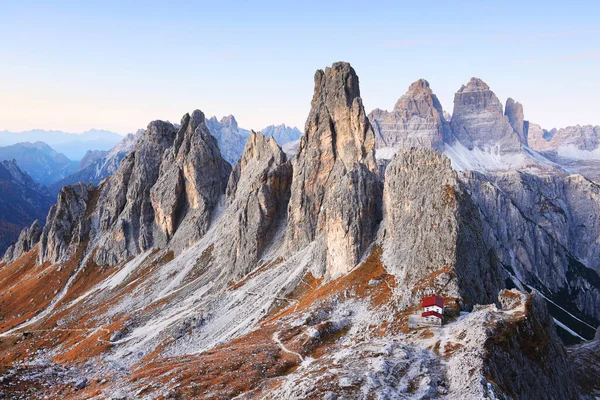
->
[0,160,54,254]
[0,129,124,160]
[0,142,78,186]
[0,62,599,399]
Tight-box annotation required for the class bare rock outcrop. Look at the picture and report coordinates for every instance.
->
[570,327,600,395]
[216,131,292,277]
[381,148,501,308]
[37,183,95,264]
[505,97,527,144]
[461,170,600,337]
[368,79,450,151]
[483,290,579,400]
[450,78,522,151]
[92,110,231,265]
[287,62,381,277]
[206,115,250,164]
[2,220,42,263]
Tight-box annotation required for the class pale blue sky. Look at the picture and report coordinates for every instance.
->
[0,0,598,134]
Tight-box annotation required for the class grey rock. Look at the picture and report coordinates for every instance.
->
[93,110,231,265]
[381,148,501,308]
[461,170,600,331]
[74,377,87,390]
[286,62,381,277]
[37,182,95,264]
[368,79,450,151]
[109,330,122,342]
[206,115,250,164]
[217,131,292,278]
[570,326,600,395]
[484,290,579,400]
[450,78,521,151]
[529,124,600,152]
[2,220,42,263]
[505,97,527,144]
[260,124,302,146]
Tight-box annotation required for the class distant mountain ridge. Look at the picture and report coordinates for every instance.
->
[0,141,78,185]
[0,160,54,254]
[0,128,124,160]
[49,131,141,195]
[261,124,302,145]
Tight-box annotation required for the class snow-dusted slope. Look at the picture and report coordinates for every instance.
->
[0,62,595,399]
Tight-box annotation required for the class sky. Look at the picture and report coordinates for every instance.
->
[0,0,598,134]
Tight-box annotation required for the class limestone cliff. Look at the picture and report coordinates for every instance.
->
[381,148,501,309]
[286,62,381,277]
[368,79,450,151]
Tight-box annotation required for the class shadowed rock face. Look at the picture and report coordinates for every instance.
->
[450,78,522,152]
[483,290,579,400]
[92,110,232,265]
[381,148,502,309]
[368,79,451,151]
[37,182,95,264]
[216,131,292,277]
[505,98,527,145]
[0,160,54,258]
[461,170,600,332]
[287,62,381,277]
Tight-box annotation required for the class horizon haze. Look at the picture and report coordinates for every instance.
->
[0,0,599,135]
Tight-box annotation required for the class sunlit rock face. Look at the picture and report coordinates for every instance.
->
[450,77,522,152]
[369,78,451,151]
[286,61,381,277]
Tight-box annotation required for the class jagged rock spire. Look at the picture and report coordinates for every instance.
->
[92,110,231,265]
[287,62,381,277]
[218,131,292,277]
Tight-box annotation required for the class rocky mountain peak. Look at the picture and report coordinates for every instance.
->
[395,78,432,102]
[220,130,292,277]
[459,77,491,93]
[287,62,381,277]
[369,79,450,151]
[450,77,522,151]
[302,61,377,171]
[220,114,238,130]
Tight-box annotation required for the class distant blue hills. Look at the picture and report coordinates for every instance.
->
[0,128,124,160]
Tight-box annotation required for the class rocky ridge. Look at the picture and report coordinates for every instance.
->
[0,160,54,255]
[0,62,596,399]
[49,131,140,195]
[205,115,250,165]
[0,141,77,185]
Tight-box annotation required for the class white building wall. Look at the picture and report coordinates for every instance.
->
[424,305,443,314]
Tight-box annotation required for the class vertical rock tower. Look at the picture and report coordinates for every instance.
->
[287,62,381,277]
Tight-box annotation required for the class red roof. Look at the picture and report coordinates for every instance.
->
[422,295,444,308]
[421,311,443,319]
